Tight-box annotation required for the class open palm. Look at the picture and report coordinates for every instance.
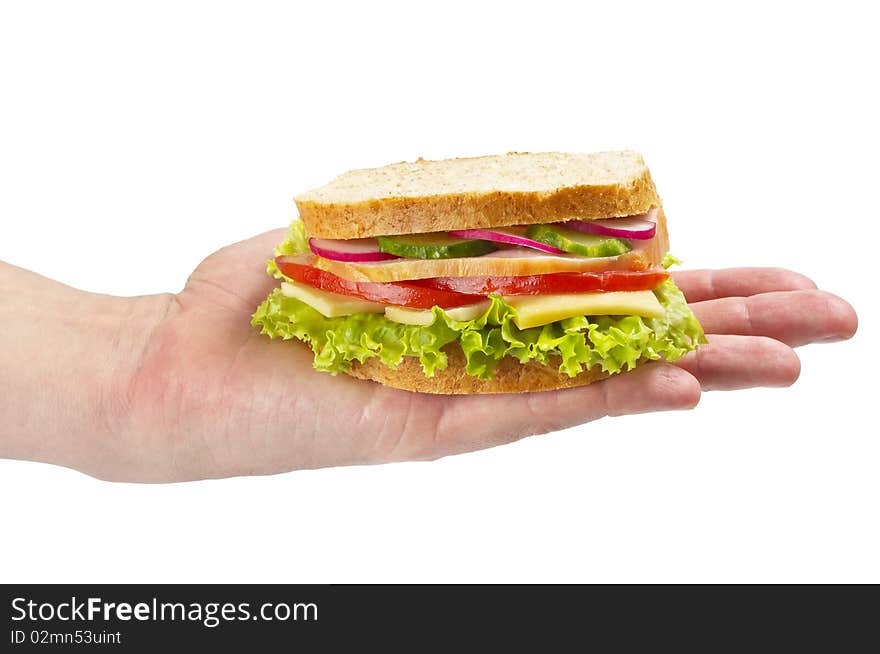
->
[116,230,857,482]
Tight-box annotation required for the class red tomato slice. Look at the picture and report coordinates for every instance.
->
[413,269,670,295]
[275,256,484,309]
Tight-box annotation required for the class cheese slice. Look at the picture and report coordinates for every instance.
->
[280,281,385,318]
[385,300,491,326]
[279,281,663,329]
[504,290,664,329]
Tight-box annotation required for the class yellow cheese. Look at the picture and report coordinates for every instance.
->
[385,300,491,326]
[280,281,385,318]
[504,290,664,329]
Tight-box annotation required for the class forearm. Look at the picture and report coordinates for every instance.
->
[0,261,171,476]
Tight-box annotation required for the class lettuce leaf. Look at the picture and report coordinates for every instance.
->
[265,220,309,279]
[252,220,706,379]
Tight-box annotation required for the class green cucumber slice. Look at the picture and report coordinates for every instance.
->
[377,232,497,259]
[524,224,631,257]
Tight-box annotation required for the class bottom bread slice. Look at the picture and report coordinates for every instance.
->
[344,346,617,394]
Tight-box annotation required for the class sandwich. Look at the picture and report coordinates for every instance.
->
[252,151,706,393]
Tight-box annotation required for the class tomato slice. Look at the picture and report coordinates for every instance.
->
[413,269,669,295]
[275,256,484,309]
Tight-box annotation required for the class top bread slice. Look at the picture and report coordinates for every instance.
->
[295,151,661,239]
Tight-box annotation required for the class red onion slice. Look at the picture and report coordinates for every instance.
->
[309,237,399,262]
[448,228,565,254]
[565,208,658,240]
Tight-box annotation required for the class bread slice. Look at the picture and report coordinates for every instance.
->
[296,151,660,239]
[345,346,619,394]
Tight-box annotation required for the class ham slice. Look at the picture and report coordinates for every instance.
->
[314,212,669,282]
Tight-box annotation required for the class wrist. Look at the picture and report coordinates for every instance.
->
[0,261,173,478]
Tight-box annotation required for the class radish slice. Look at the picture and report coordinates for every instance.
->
[309,237,399,262]
[565,209,657,240]
[448,228,565,254]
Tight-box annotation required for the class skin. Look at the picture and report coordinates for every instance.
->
[0,230,858,482]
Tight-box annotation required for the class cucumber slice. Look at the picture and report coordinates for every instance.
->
[377,232,497,259]
[524,224,631,257]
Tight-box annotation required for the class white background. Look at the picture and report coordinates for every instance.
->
[1,1,877,583]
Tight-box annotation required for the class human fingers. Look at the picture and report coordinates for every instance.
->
[689,290,858,346]
[673,268,817,303]
[672,334,800,390]
[184,228,288,307]
[412,363,701,460]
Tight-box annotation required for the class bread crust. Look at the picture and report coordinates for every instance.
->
[344,346,614,394]
[296,154,660,239]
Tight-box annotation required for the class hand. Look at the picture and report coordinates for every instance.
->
[0,231,858,482]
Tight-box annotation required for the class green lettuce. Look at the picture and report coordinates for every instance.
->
[265,220,309,279]
[252,221,706,379]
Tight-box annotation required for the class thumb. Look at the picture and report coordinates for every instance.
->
[184,228,287,307]
[420,363,701,460]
